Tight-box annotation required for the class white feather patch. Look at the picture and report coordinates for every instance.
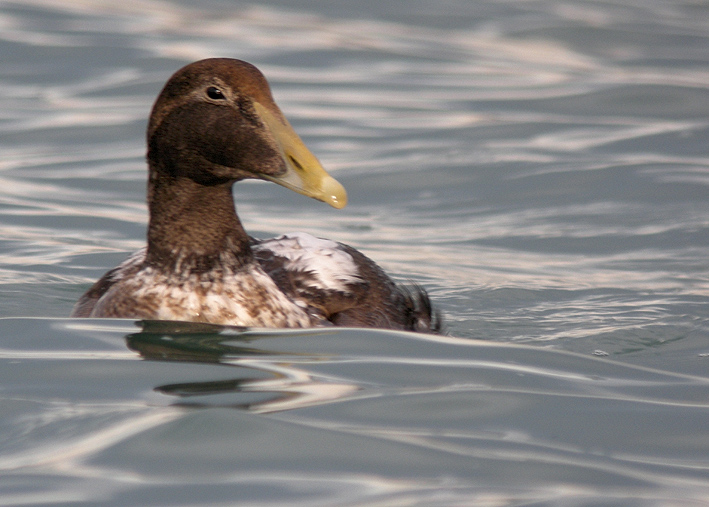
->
[94,261,313,327]
[254,232,362,293]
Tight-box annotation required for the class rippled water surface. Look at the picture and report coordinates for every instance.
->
[1,0,708,504]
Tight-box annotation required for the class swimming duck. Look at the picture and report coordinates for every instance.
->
[72,58,440,332]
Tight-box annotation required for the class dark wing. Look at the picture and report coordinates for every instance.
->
[71,248,147,317]
[251,233,441,333]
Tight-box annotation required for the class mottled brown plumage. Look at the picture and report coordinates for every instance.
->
[72,58,440,332]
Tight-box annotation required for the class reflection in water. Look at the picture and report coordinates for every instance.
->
[125,320,359,413]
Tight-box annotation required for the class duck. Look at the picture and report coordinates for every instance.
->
[72,58,440,333]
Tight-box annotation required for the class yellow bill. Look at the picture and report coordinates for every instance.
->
[254,102,347,209]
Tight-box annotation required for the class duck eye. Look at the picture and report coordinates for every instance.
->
[206,86,225,100]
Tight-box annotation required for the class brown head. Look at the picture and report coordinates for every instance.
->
[146,58,346,208]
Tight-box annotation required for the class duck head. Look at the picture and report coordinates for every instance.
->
[146,58,347,209]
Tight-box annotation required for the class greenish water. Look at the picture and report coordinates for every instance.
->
[2,318,708,504]
[0,0,708,504]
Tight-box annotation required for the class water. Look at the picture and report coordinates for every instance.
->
[1,0,708,504]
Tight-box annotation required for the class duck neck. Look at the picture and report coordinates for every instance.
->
[145,172,253,274]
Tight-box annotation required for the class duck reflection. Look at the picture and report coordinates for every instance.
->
[125,320,359,413]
